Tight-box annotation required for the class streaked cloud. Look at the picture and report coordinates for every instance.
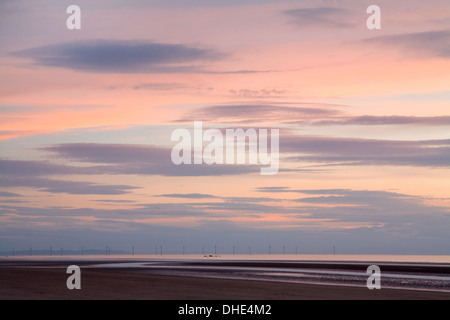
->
[2,177,139,195]
[310,115,450,126]
[14,40,224,74]
[90,199,138,204]
[157,193,284,203]
[156,193,217,199]
[41,143,263,176]
[0,159,83,176]
[176,104,450,127]
[229,89,289,99]
[282,136,450,168]
[0,158,139,195]
[0,191,23,197]
[362,30,450,59]
[133,82,191,91]
[283,7,356,28]
[176,104,344,124]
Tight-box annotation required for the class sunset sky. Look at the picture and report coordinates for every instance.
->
[1,0,449,255]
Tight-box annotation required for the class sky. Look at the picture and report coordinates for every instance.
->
[0,0,449,255]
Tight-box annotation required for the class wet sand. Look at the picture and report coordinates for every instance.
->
[1,266,449,300]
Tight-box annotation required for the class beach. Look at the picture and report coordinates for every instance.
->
[1,258,449,300]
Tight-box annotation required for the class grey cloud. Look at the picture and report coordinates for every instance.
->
[0,159,82,176]
[294,189,416,206]
[133,83,190,91]
[42,143,169,164]
[223,196,283,203]
[156,193,217,199]
[309,115,450,126]
[199,69,273,75]
[281,136,450,168]
[90,199,138,204]
[157,193,283,203]
[0,191,23,197]
[254,187,450,235]
[36,180,139,195]
[191,201,284,215]
[254,186,291,193]
[0,176,139,195]
[0,158,139,195]
[256,187,351,194]
[42,143,263,176]
[292,190,450,238]
[14,40,224,74]
[176,104,344,123]
[255,187,414,202]
[176,104,450,127]
[283,7,356,28]
[229,89,288,99]
[362,30,450,58]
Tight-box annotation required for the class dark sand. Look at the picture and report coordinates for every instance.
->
[1,267,449,300]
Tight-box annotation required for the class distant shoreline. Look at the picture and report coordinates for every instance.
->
[1,253,450,263]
